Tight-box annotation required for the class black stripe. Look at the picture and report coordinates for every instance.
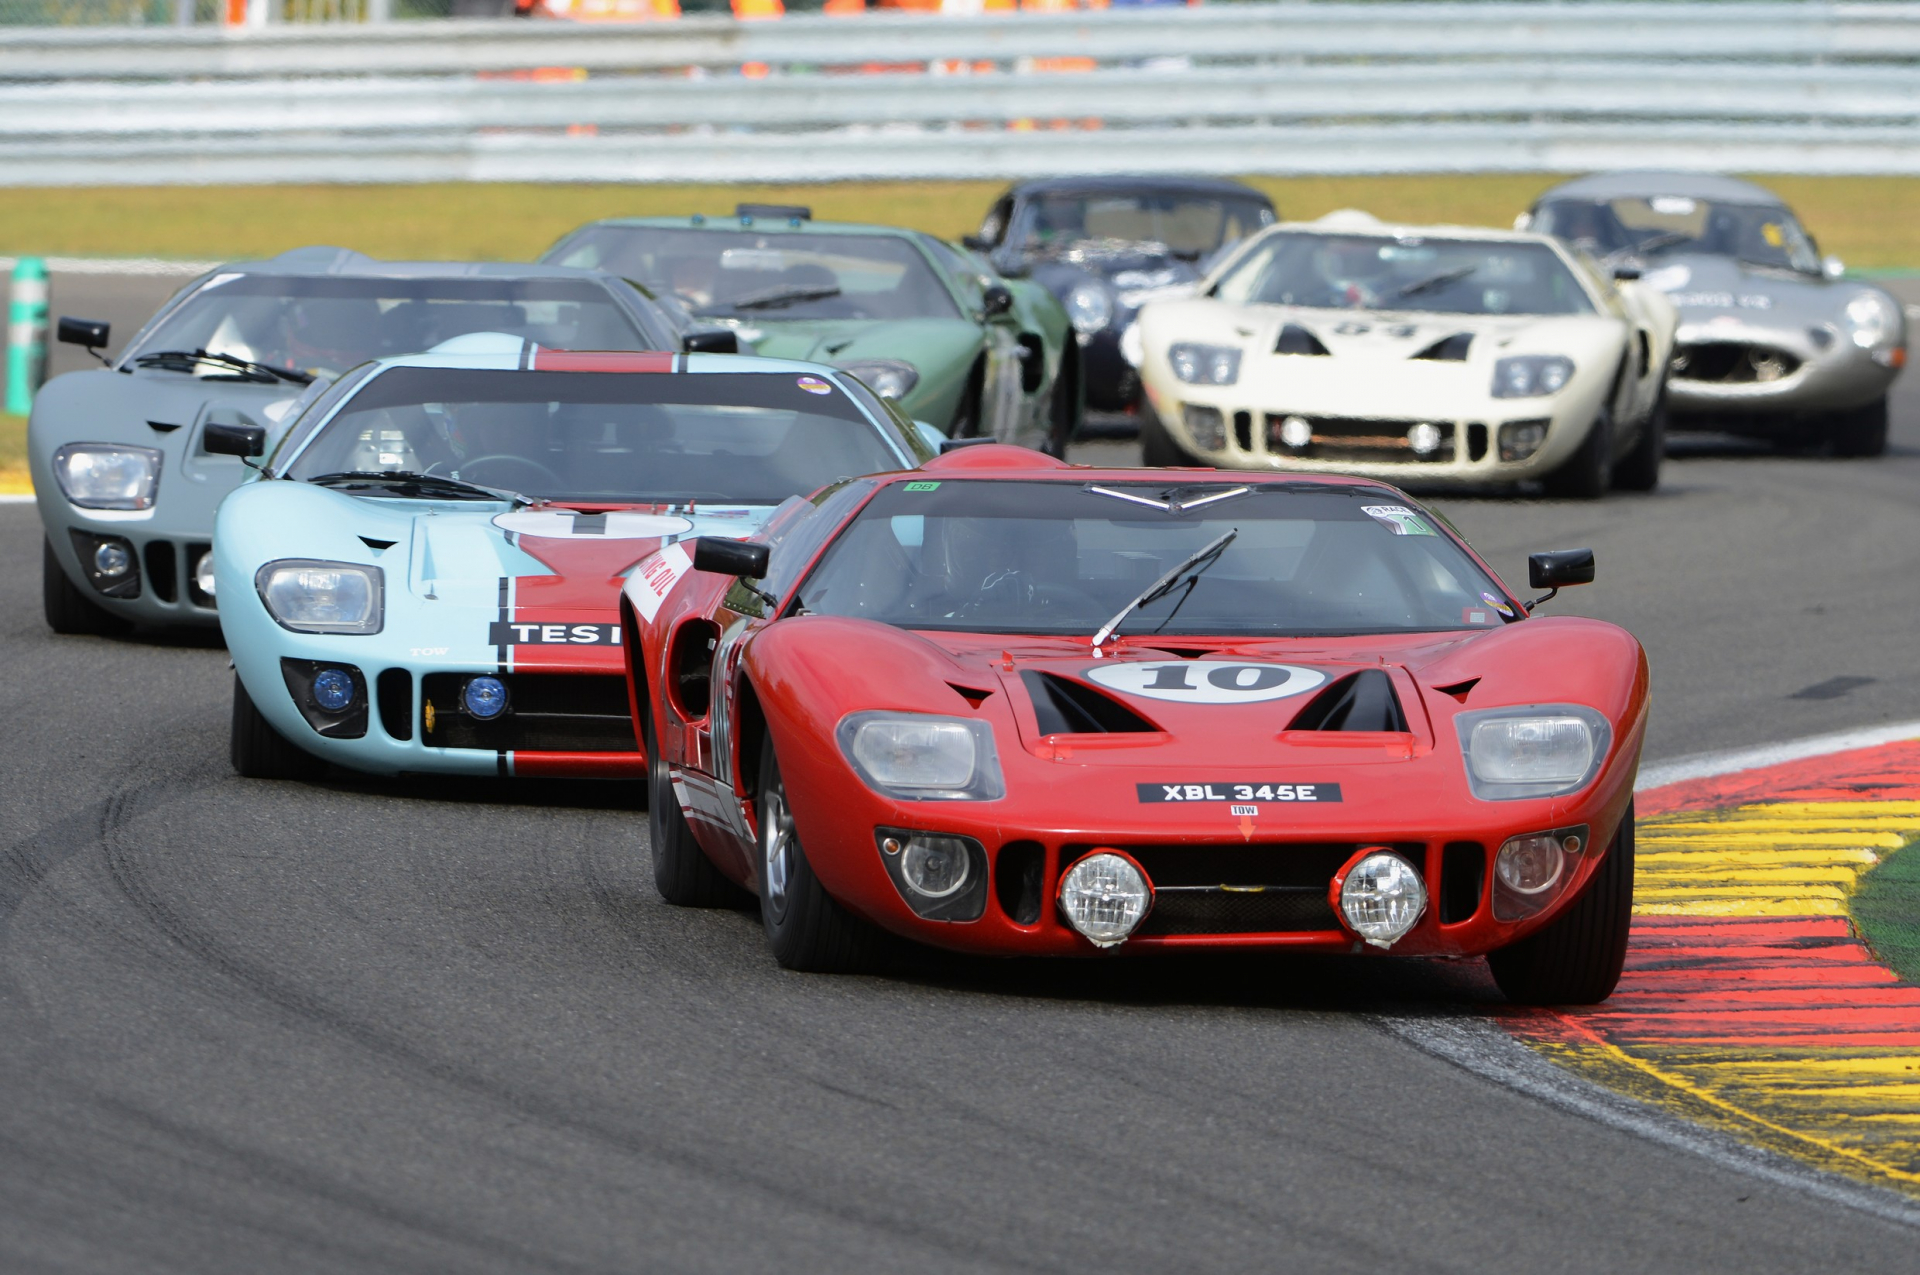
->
[495,576,510,669]
[517,339,533,371]
[496,751,509,778]
[569,513,608,536]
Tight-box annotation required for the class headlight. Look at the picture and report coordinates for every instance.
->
[254,559,383,635]
[1844,291,1900,349]
[1119,321,1144,368]
[836,711,1005,801]
[1066,282,1114,335]
[838,358,920,400]
[53,443,162,511]
[1491,355,1575,399]
[1169,342,1242,386]
[1456,705,1610,800]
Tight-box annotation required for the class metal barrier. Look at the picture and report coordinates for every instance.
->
[2,3,1919,183]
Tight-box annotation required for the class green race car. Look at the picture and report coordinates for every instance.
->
[541,204,1082,454]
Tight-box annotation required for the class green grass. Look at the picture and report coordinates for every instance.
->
[2,174,1917,267]
[1,413,28,495]
[1855,838,1920,986]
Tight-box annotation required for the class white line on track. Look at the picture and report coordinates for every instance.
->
[1385,723,1920,1227]
[0,495,35,504]
[0,255,216,276]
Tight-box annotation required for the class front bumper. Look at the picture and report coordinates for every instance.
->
[41,498,222,627]
[1667,316,1901,420]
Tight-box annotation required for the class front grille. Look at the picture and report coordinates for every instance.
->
[1264,414,1458,463]
[1671,342,1801,384]
[144,539,177,602]
[1063,843,1422,937]
[421,672,636,753]
[1144,889,1338,936]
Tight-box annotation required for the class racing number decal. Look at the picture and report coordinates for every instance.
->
[1084,661,1327,704]
[1139,783,1343,803]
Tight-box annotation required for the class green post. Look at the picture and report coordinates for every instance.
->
[7,256,50,416]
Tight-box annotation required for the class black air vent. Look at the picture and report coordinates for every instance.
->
[1412,333,1473,361]
[1288,670,1408,732]
[1021,671,1159,735]
[1275,324,1330,356]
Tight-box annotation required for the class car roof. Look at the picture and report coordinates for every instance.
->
[1259,212,1568,249]
[1532,170,1787,208]
[562,216,929,241]
[1002,175,1273,203]
[908,445,1406,492]
[213,246,628,280]
[362,341,863,376]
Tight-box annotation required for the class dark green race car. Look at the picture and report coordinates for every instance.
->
[541,205,1082,454]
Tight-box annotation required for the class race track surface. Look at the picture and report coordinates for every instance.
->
[2,278,1919,1271]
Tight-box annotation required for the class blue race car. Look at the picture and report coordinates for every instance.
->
[211,336,929,780]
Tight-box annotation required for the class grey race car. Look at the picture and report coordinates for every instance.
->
[30,247,733,635]
[1521,172,1905,456]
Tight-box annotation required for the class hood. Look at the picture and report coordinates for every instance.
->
[726,316,983,370]
[32,366,302,476]
[1637,254,1844,322]
[1143,298,1607,365]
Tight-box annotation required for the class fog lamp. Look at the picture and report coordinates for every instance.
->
[1498,420,1548,462]
[194,549,217,598]
[1336,849,1426,949]
[1278,415,1313,449]
[311,668,356,713]
[93,541,131,578]
[463,675,508,719]
[898,834,973,899]
[1182,404,1227,451]
[1407,422,1443,456]
[1058,852,1152,947]
[1495,833,1567,895]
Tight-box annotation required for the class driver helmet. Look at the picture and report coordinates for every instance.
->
[1311,237,1392,306]
[281,296,384,372]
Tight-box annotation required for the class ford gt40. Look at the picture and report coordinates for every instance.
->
[626,445,1648,1004]
[214,339,930,781]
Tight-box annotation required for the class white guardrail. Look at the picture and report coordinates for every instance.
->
[3,3,1920,184]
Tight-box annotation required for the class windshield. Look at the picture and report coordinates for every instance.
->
[1015,193,1272,258]
[1213,233,1594,316]
[283,368,908,505]
[1532,196,1820,275]
[546,227,959,321]
[127,275,653,379]
[794,480,1508,637]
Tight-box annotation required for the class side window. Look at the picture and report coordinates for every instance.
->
[760,479,878,604]
[920,236,986,312]
[265,361,378,476]
[978,197,1014,247]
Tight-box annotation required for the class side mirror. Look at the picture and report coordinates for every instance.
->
[1529,548,1595,589]
[202,422,266,458]
[961,234,992,252]
[982,284,1014,317]
[939,436,997,454]
[1823,255,1846,280]
[1611,264,1642,281]
[57,316,110,349]
[682,328,739,355]
[692,537,770,579]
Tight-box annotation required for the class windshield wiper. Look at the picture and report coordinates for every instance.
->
[1622,231,1691,259]
[1092,528,1237,648]
[1387,265,1477,302]
[304,470,530,505]
[719,284,842,313]
[132,348,314,385]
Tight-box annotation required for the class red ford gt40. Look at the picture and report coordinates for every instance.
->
[622,446,1648,1004]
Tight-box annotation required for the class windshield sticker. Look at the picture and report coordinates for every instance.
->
[1480,591,1515,617]
[1649,196,1697,215]
[494,510,694,541]
[903,481,940,492]
[1762,222,1785,247]
[1463,607,1495,625]
[1085,661,1328,704]
[1138,782,1343,803]
[796,375,833,395]
[630,541,693,623]
[1360,504,1437,537]
[489,622,620,646]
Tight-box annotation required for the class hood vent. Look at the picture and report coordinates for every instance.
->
[1021,671,1159,735]
[948,683,994,709]
[1288,670,1408,732]
[1275,324,1330,356]
[1412,333,1473,362]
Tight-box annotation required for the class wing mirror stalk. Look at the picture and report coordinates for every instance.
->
[691,537,780,612]
[1524,548,1595,612]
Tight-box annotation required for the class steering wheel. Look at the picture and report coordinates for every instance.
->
[458,454,561,490]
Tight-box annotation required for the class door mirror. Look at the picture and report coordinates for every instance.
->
[682,327,739,355]
[961,234,991,252]
[692,537,770,580]
[1529,548,1595,589]
[1610,264,1642,281]
[982,284,1014,317]
[202,422,267,458]
[57,316,110,349]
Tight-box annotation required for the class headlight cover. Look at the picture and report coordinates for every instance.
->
[1066,282,1114,335]
[838,358,920,400]
[1169,342,1243,386]
[1844,291,1900,349]
[1491,355,1575,399]
[255,559,384,635]
[836,711,1004,801]
[1456,705,1611,800]
[53,443,162,511]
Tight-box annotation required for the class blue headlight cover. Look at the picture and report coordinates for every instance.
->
[311,667,356,712]
[463,676,509,719]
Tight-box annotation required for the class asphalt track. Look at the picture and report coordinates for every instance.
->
[2,274,1919,1271]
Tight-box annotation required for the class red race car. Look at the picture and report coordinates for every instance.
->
[622,446,1648,1003]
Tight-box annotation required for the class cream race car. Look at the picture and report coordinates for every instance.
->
[1129,214,1678,497]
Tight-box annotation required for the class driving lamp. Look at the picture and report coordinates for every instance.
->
[1277,415,1313,449]
[311,668,356,713]
[838,358,920,400]
[1182,405,1228,451]
[193,549,217,598]
[1498,419,1548,462]
[1491,356,1574,399]
[837,712,1004,800]
[897,834,972,898]
[1066,282,1114,335]
[463,675,508,720]
[255,560,383,635]
[1336,850,1427,949]
[1058,852,1152,947]
[53,443,162,511]
[1456,706,1609,800]
[93,541,131,578]
[1407,422,1443,456]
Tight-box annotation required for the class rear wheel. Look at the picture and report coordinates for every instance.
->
[1611,388,1666,492]
[1828,396,1889,458]
[758,733,883,973]
[43,537,132,637]
[647,710,749,908]
[1541,410,1612,500]
[1140,402,1202,467]
[230,673,325,781]
[1488,807,1635,1005]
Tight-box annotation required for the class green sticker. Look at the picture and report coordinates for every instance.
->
[903,481,941,492]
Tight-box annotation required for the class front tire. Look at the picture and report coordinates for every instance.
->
[1828,396,1889,458]
[757,733,882,973]
[1488,806,1635,1005]
[1611,388,1666,493]
[230,673,325,781]
[1541,410,1612,500]
[1140,402,1202,467]
[646,710,749,908]
[43,537,132,637]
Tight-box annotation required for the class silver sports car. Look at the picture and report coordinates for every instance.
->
[1520,172,1905,456]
